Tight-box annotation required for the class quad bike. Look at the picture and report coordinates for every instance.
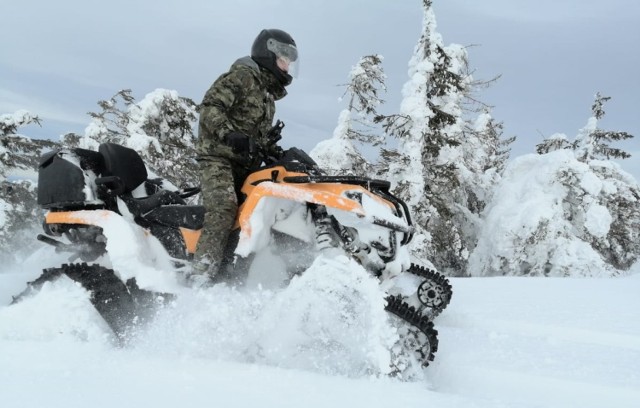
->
[12,138,452,370]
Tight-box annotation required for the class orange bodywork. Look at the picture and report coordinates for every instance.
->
[44,166,396,256]
[235,166,395,239]
[179,227,202,255]
[45,210,201,255]
[45,210,113,225]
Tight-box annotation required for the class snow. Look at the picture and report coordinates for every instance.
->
[0,110,36,132]
[2,179,640,407]
[1,141,639,405]
[1,246,639,408]
[468,148,639,277]
[584,204,612,237]
[310,111,362,175]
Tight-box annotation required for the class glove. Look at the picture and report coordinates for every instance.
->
[224,131,250,155]
[268,144,284,160]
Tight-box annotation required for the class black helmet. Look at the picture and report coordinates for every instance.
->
[251,29,299,87]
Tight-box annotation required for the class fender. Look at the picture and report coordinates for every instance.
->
[45,210,201,255]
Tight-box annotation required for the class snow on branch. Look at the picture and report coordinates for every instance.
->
[0,110,41,137]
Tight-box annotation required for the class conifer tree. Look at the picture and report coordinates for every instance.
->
[311,55,386,176]
[472,110,514,178]
[0,111,53,177]
[537,93,633,160]
[63,89,199,188]
[471,95,638,277]
[573,93,633,161]
[536,133,573,154]
[0,110,41,137]
[461,110,513,215]
[377,0,499,275]
[0,111,58,262]
[562,94,638,270]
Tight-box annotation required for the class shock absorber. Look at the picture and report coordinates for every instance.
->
[314,216,336,250]
[311,206,338,250]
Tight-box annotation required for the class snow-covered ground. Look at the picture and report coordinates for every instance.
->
[1,247,639,408]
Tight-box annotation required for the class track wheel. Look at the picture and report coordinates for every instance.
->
[407,264,452,317]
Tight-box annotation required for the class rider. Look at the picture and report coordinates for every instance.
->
[194,28,299,278]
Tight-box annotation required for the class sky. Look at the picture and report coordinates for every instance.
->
[2,0,639,179]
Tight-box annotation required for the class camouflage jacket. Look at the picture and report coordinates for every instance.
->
[197,56,287,168]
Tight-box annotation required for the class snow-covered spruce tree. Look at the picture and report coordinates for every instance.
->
[535,132,573,154]
[377,0,506,276]
[63,89,199,188]
[465,110,515,209]
[537,94,632,160]
[0,111,58,262]
[447,110,514,262]
[311,55,386,176]
[573,93,633,161]
[470,94,639,277]
[1,110,48,174]
[561,94,638,271]
[1,110,41,137]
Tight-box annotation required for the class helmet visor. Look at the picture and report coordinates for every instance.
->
[268,39,299,78]
[267,38,298,62]
[276,55,299,79]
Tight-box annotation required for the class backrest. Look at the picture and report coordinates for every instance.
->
[98,143,148,194]
[37,148,106,209]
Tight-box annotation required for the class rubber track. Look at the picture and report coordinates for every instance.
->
[63,263,139,338]
[406,264,453,318]
[13,263,144,341]
[384,294,439,366]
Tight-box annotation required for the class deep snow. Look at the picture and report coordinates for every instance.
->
[1,245,639,408]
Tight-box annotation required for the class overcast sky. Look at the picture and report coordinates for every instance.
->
[2,0,639,179]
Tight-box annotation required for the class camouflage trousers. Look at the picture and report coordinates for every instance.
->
[195,157,239,271]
